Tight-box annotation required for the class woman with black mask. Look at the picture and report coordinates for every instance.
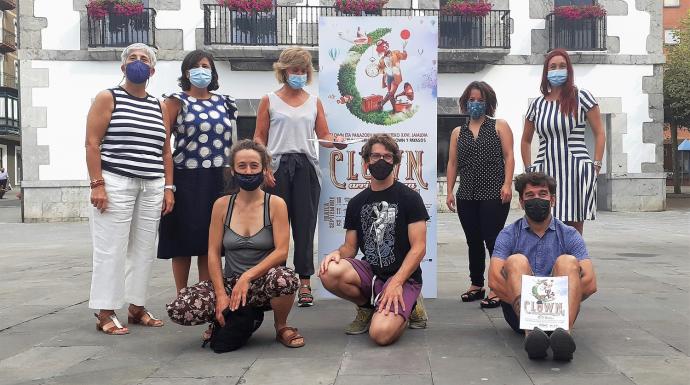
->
[167,140,305,348]
[446,81,515,309]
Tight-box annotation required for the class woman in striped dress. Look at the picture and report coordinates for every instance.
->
[86,44,174,335]
[521,49,605,234]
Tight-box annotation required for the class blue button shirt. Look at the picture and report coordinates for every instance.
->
[493,216,589,276]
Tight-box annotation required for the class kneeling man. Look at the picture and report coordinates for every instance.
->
[488,172,597,361]
[319,134,429,346]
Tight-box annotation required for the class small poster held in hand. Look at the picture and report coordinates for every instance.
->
[309,138,366,149]
[519,275,569,331]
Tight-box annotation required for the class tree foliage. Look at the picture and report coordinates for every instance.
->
[664,11,690,127]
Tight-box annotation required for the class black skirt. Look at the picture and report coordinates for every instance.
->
[158,167,227,259]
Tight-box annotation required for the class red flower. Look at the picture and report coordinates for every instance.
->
[87,0,145,18]
[441,0,493,17]
[334,0,388,15]
[218,0,274,13]
[554,5,606,20]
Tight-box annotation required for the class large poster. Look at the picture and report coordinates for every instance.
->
[318,16,438,298]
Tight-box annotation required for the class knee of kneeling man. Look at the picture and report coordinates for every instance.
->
[505,254,529,268]
[555,254,578,267]
[369,326,397,346]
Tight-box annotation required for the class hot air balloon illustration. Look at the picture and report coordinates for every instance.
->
[329,47,339,61]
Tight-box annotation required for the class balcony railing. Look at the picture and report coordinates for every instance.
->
[0,28,17,52]
[0,73,17,89]
[87,8,156,48]
[546,13,606,51]
[203,5,510,49]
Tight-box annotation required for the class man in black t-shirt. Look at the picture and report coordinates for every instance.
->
[319,134,430,346]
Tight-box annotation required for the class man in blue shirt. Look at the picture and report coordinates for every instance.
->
[489,172,597,361]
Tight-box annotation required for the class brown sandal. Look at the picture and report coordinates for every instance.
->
[128,308,164,327]
[276,326,305,348]
[95,313,129,335]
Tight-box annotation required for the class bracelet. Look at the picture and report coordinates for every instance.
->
[90,179,105,189]
[593,160,602,168]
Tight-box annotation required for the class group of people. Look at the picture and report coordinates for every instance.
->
[85,43,603,360]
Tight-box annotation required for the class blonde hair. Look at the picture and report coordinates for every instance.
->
[272,47,314,85]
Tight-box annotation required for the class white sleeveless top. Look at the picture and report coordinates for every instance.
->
[266,92,321,183]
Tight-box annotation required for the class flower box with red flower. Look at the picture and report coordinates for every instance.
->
[440,0,493,17]
[553,4,606,21]
[217,0,274,13]
[334,0,388,16]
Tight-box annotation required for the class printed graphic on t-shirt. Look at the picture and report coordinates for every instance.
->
[361,201,398,268]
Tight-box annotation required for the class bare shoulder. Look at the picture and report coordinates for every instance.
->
[93,89,114,105]
[495,119,511,131]
[213,195,231,211]
[451,126,461,136]
[268,193,287,212]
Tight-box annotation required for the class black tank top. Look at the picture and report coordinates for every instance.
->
[456,118,505,201]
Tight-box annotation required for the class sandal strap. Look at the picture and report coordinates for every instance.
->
[461,288,483,296]
[109,314,125,329]
[143,311,160,321]
[277,326,300,340]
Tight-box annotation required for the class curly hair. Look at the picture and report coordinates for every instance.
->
[514,172,557,198]
[360,134,402,165]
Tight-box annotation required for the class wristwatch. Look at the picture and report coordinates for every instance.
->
[593,160,602,168]
[164,185,176,193]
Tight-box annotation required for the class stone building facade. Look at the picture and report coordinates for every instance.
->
[18,0,665,221]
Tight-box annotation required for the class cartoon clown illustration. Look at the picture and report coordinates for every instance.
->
[376,39,408,111]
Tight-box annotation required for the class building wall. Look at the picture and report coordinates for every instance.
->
[18,0,666,221]
[663,0,690,29]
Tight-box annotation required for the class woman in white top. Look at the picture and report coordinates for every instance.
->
[254,47,344,307]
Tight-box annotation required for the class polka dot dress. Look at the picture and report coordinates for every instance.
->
[165,92,238,169]
[455,117,505,201]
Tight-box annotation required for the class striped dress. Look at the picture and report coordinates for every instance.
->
[525,88,598,222]
[100,87,166,179]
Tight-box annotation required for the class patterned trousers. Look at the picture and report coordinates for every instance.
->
[166,266,299,326]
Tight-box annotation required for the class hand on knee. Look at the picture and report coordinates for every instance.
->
[320,261,345,288]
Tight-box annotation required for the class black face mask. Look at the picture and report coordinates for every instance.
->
[524,198,551,222]
[234,172,263,191]
[368,159,395,181]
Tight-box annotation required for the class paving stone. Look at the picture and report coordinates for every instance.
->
[528,373,636,385]
[0,346,104,385]
[340,344,430,376]
[429,355,533,385]
[335,374,433,385]
[606,355,690,385]
[139,377,240,385]
[241,357,340,385]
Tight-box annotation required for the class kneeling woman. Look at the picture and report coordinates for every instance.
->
[167,140,304,348]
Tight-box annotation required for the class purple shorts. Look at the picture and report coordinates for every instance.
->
[346,258,422,321]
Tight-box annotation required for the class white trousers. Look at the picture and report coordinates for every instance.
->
[89,171,164,310]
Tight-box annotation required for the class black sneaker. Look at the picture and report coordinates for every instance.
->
[524,327,550,359]
[550,328,576,361]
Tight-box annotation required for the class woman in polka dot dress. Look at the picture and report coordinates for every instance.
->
[158,50,238,293]
[446,81,515,308]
